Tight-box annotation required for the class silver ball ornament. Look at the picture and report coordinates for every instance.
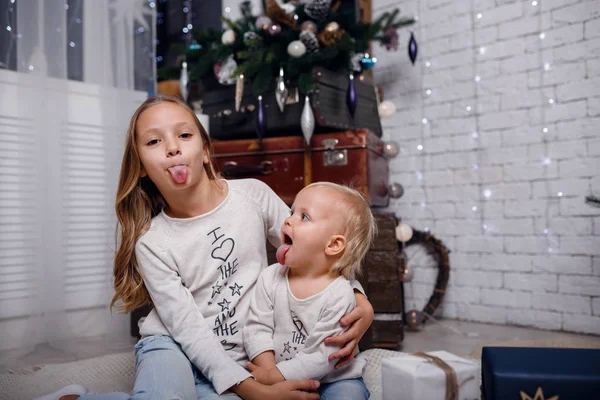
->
[301,21,318,34]
[406,310,423,329]
[267,24,282,36]
[255,16,272,30]
[388,183,404,199]
[383,141,400,159]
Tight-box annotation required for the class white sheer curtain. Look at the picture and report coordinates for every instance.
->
[0,0,155,367]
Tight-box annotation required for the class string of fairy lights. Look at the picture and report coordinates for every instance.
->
[399,0,563,332]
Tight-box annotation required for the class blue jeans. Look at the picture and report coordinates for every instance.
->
[80,335,240,400]
[319,378,370,400]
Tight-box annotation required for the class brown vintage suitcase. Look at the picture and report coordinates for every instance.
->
[211,129,389,207]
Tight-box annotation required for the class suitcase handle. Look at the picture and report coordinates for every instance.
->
[220,161,273,178]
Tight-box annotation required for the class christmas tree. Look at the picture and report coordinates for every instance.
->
[159,0,415,96]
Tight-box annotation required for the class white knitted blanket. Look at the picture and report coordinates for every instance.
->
[0,348,405,400]
[0,349,480,400]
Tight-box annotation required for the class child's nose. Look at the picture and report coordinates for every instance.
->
[166,146,181,157]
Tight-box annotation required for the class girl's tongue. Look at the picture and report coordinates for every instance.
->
[167,165,188,184]
[276,244,291,265]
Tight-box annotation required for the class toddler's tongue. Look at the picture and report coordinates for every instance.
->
[168,165,188,184]
[276,244,291,265]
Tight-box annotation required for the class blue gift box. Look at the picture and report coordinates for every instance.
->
[481,347,600,400]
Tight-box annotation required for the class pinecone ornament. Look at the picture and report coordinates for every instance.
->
[305,0,332,21]
[299,31,319,53]
[243,31,263,51]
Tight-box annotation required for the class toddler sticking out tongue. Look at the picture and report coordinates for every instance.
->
[168,165,188,184]
[276,243,291,265]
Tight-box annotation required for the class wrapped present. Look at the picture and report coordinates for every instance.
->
[382,350,479,400]
[482,347,600,400]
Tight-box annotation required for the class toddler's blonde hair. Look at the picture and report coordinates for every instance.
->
[302,182,377,280]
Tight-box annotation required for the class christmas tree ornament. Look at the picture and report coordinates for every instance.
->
[395,223,413,242]
[301,95,315,145]
[179,61,189,102]
[389,182,404,199]
[217,56,237,85]
[255,16,272,30]
[408,31,418,64]
[213,62,221,79]
[255,95,266,140]
[349,52,364,72]
[379,100,396,118]
[280,3,296,15]
[287,40,307,58]
[235,74,245,112]
[267,23,282,36]
[305,0,332,21]
[275,67,288,113]
[265,0,297,28]
[243,31,262,50]
[221,29,236,45]
[383,141,400,158]
[300,20,318,34]
[406,310,423,329]
[383,26,399,51]
[360,53,377,70]
[346,74,357,118]
[299,31,319,53]
[324,21,339,32]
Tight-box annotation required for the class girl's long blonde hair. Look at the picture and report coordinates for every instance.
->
[111,95,217,313]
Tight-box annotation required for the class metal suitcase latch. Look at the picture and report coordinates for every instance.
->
[322,139,347,167]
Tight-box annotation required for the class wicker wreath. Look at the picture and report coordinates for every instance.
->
[400,228,450,324]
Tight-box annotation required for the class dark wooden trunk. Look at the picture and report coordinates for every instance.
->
[357,213,404,350]
[211,129,389,207]
[203,67,382,141]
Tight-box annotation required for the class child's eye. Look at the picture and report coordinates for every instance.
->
[146,139,160,146]
[290,209,294,216]
[302,213,310,221]
[180,132,192,138]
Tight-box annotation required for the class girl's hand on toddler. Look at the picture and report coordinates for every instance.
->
[265,380,320,400]
[247,361,285,385]
[324,293,374,369]
[247,362,271,385]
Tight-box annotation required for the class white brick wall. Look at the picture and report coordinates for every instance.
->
[374,0,600,334]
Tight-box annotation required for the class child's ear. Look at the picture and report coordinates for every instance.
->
[203,150,210,164]
[325,235,346,257]
[140,165,147,178]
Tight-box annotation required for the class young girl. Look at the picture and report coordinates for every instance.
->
[244,182,376,400]
[46,95,373,400]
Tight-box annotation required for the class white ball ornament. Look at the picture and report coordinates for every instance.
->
[221,29,236,45]
[255,16,272,30]
[395,223,413,242]
[281,3,296,15]
[287,40,307,58]
[378,100,396,118]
